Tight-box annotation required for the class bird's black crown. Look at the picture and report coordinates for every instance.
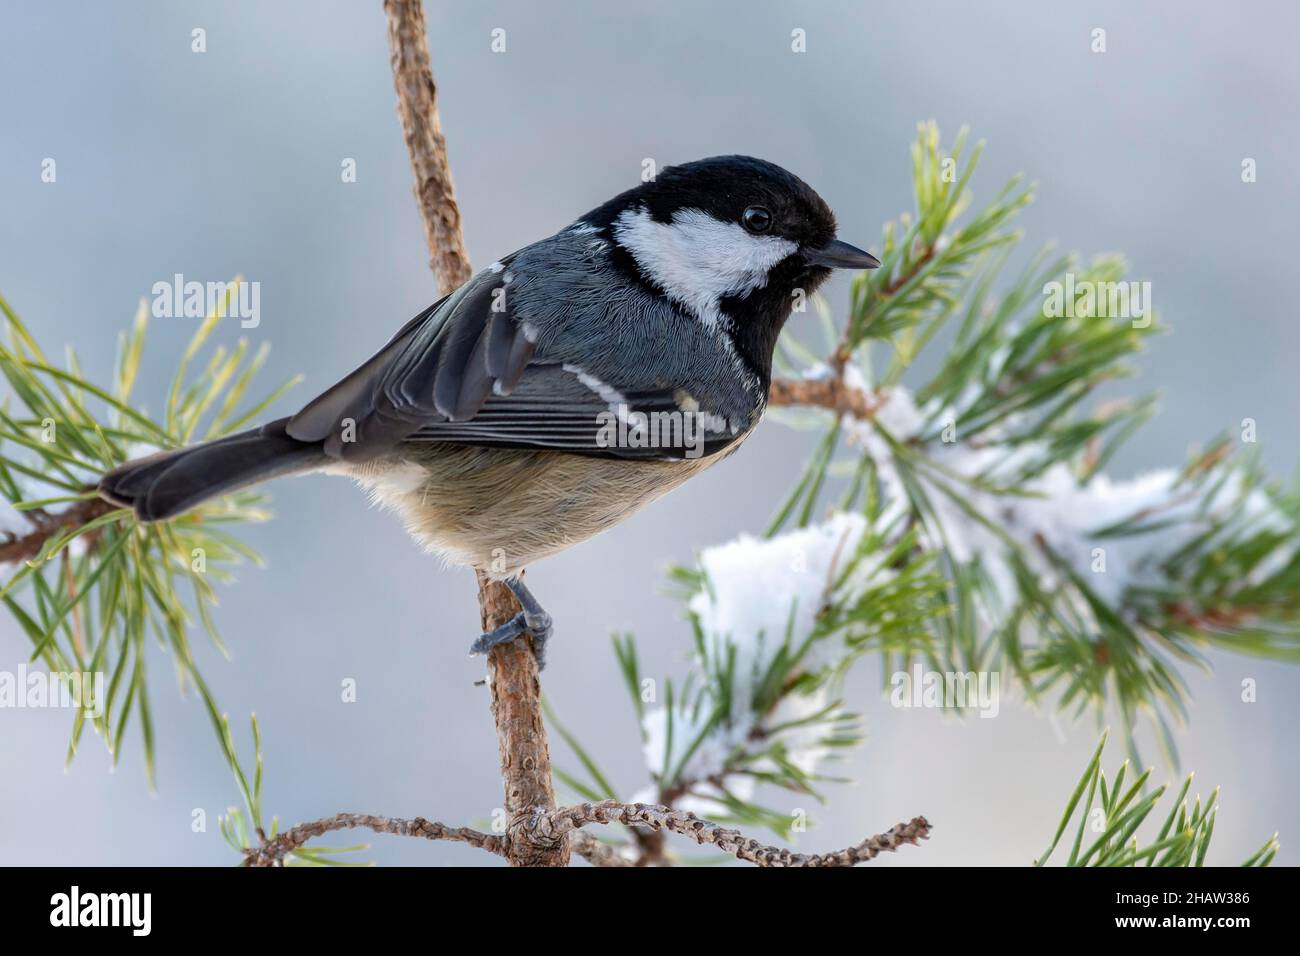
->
[583,155,838,253]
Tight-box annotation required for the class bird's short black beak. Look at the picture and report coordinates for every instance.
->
[803,239,882,270]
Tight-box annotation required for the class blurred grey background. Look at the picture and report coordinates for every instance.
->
[1,0,1296,866]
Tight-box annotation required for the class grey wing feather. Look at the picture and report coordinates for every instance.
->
[284,295,450,443]
[485,311,516,379]
[430,277,500,420]
[409,365,742,460]
[286,260,742,463]
[286,268,523,461]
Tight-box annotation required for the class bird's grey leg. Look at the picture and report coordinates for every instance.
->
[468,576,553,668]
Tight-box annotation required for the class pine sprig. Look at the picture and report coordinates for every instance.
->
[0,286,295,782]
[217,714,368,866]
[1035,731,1278,867]
[845,123,1032,351]
[552,506,943,854]
[554,122,1294,862]
[770,123,1300,760]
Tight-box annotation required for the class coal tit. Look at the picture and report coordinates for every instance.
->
[100,155,880,664]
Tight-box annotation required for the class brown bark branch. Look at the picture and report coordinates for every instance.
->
[0,495,112,566]
[244,804,930,868]
[569,831,635,867]
[769,239,942,422]
[550,802,931,867]
[384,0,568,868]
[384,0,473,294]
[767,376,880,420]
[243,812,505,867]
[477,570,570,867]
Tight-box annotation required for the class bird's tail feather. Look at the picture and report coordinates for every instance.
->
[98,417,326,522]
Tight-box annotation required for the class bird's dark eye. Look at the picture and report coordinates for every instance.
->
[742,206,772,234]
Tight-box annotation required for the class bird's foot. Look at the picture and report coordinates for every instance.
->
[469,577,553,668]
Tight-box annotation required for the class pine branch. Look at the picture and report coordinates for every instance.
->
[1036,731,1278,867]
[0,289,288,781]
[768,375,880,419]
[550,516,940,864]
[761,123,1300,760]
[553,803,931,866]
[477,569,569,867]
[0,494,112,565]
[545,121,1293,859]
[244,813,506,867]
[569,832,636,867]
[241,803,930,868]
[383,0,472,294]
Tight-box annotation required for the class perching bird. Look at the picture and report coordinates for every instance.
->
[99,156,879,664]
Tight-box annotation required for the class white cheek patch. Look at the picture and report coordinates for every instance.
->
[612,207,798,329]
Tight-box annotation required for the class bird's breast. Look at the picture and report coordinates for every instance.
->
[348,438,750,576]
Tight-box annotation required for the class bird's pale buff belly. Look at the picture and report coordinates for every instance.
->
[342,440,744,576]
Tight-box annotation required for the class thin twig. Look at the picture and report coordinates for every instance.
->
[384,0,473,295]
[477,570,569,867]
[0,495,111,566]
[569,831,636,867]
[243,812,505,866]
[549,802,932,867]
[768,376,880,419]
[243,804,929,868]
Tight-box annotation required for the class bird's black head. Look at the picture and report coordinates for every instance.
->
[580,155,879,387]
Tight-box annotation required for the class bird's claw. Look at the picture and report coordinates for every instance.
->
[469,579,553,668]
